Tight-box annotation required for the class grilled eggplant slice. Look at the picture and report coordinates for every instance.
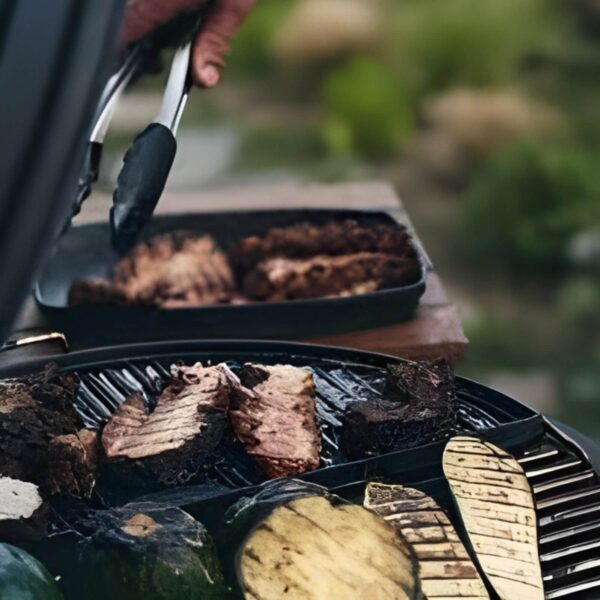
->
[234,481,420,600]
[443,436,544,600]
[364,482,489,599]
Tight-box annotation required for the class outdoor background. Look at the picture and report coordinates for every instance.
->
[100,0,600,437]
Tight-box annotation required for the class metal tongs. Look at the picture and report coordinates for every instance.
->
[74,38,193,253]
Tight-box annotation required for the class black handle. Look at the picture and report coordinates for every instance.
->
[110,123,177,253]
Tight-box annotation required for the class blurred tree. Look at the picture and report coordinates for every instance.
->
[321,57,414,158]
[387,0,563,97]
[463,140,600,274]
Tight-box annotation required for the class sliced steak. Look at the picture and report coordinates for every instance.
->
[101,363,232,484]
[70,234,238,308]
[243,252,421,301]
[229,364,321,478]
[229,219,417,272]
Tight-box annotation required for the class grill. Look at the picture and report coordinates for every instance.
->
[520,430,600,599]
[39,344,600,600]
[73,356,528,493]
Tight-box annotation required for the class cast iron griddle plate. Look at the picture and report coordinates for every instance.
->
[34,210,427,347]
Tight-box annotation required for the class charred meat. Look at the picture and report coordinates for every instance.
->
[341,360,457,458]
[70,234,238,308]
[101,363,232,484]
[229,364,321,478]
[0,366,97,497]
[242,252,421,301]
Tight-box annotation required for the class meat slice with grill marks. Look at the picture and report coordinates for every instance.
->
[242,252,421,301]
[229,364,321,479]
[101,363,233,483]
[70,234,239,308]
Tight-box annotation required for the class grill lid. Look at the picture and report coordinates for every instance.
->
[0,0,126,346]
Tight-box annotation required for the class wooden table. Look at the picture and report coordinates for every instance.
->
[4,181,467,366]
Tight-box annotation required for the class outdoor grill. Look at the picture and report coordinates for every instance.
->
[0,1,599,598]
[2,341,600,598]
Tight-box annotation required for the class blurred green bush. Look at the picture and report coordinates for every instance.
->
[463,140,600,274]
[227,0,296,77]
[321,57,414,158]
[558,276,600,327]
[387,0,562,97]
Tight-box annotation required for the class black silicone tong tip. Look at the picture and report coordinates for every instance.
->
[110,123,177,253]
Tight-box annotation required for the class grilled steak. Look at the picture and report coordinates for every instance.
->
[70,234,239,308]
[0,366,97,497]
[229,219,418,272]
[229,364,321,478]
[243,252,421,301]
[341,360,457,458]
[101,363,232,483]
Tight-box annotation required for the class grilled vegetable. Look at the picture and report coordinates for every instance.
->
[31,506,229,600]
[443,436,544,600]
[0,543,62,599]
[233,481,420,599]
[364,482,489,599]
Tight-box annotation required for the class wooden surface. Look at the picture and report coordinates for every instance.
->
[7,181,467,364]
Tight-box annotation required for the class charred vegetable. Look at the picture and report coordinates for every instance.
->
[33,506,229,600]
[364,482,489,599]
[231,481,420,599]
[443,436,543,600]
[0,543,62,599]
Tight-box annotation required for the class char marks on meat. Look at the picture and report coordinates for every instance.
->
[101,363,232,484]
[229,219,418,272]
[229,364,321,478]
[70,234,238,308]
[341,360,457,458]
[0,365,97,497]
[243,252,421,301]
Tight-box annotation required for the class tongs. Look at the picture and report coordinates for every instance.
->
[110,41,192,252]
[74,33,194,252]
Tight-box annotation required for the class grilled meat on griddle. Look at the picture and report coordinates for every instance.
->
[101,363,233,483]
[0,366,98,498]
[229,364,321,478]
[70,235,238,308]
[341,360,457,458]
[229,219,417,272]
[243,252,421,301]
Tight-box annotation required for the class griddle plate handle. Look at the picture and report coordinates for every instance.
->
[110,123,177,253]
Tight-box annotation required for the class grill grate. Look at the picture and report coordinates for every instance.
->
[73,359,600,598]
[519,436,600,599]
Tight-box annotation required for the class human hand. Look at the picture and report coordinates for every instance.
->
[120,0,256,87]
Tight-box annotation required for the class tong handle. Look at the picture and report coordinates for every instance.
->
[110,123,177,253]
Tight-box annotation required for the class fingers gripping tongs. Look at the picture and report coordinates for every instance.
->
[75,41,193,253]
